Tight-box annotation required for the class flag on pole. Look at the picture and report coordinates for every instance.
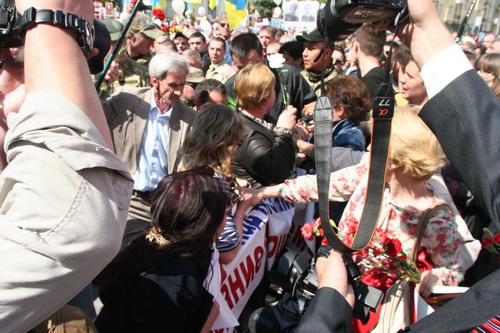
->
[225,0,247,30]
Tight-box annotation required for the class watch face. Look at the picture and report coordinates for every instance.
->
[83,20,95,55]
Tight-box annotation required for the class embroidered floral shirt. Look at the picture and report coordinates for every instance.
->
[279,159,464,286]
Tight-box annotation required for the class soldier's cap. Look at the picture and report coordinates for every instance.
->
[131,12,163,40]
[99,18,124,42]
[296,29,335,48]
[173,32,188,41]
[187,67,205,84]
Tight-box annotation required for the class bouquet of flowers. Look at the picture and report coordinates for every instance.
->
[301,219,422,291]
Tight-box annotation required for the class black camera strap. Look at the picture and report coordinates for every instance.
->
[315,24,400,252]
[315,84,394,253]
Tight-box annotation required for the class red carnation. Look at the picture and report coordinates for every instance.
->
[301,223,314,241]
[494,233,500,243]
[386,238,403,257]
[482,237,495,248]
[153,9,165,21]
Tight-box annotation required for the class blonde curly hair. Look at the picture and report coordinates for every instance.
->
[389,106,447,181]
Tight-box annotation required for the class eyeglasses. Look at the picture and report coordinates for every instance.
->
[333,58,344,66]
[220,22,228,28]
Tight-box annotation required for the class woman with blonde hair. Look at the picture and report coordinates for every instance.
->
[476,52,500,98]
[252,107,465,298]
[232,63,297,188]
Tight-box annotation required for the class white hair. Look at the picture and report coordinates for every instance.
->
[149,51,189,79]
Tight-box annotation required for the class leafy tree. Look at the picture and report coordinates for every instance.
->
[250,0,274,19]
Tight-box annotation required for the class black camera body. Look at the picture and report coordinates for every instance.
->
[250,246,383,332]
[0,0,23,48]
[317,0,407,41]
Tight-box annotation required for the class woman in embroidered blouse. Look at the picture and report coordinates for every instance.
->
[252,108,464,296]
[178,104,253,264]
[95,167,230,332]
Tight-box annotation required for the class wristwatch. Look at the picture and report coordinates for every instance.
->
[19,7,94,56]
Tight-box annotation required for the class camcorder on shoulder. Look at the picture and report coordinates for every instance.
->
[317,0,407,41]
[0,0,110,73]
[249,246,383,332]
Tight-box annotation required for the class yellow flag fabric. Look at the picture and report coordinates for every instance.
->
[225,0,247,30]
[209,0,218,10]
[153,0,166,9]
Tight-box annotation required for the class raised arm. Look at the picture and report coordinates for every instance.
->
[19,0,113,149]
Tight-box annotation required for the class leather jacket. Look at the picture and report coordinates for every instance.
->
[232,114,295,188]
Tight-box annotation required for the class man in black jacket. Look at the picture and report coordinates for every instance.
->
[297,0,500,331]
[225,33,317,125]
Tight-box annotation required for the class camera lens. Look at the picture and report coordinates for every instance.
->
[317,0,362,42]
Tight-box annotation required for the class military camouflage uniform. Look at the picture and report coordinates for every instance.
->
[118,54,152,87]
[301,65,340,97]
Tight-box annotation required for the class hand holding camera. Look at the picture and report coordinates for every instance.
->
[315,247,355,308]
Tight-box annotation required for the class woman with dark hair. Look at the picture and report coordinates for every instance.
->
[476,52,500,98]
[178,104,253,264]
[95,167,231,332]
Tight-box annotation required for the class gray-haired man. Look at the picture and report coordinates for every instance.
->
[102,51,196,246]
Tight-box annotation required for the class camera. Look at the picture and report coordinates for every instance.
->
[0,1,110,74]
[249,246,383,332]
[317,0,407,41]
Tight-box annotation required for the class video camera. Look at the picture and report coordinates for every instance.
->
[317,0,407,41]
[249,246,383,332]
[0,0,110,73]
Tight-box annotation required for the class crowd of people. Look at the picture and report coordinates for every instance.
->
[0,0,499,332]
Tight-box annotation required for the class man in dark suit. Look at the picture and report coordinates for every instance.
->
[296,0,500,331]
[102,51,196,246]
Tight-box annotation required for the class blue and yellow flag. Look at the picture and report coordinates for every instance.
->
[225,0,247,30]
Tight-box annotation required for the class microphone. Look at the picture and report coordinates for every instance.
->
[313,47,324,63]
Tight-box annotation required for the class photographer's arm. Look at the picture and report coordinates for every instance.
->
[19,0,113,149]
[394,0,500,331]
[0,1,133,331]
[295,251,355,333]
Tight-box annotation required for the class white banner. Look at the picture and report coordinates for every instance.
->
[208,195,316,332]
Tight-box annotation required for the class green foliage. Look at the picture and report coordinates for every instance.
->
[250,0,274,18]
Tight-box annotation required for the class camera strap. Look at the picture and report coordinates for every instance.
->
[315,82,394,253]
[315,25,398,251]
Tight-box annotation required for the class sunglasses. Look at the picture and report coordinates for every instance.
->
[220,22,228,28]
